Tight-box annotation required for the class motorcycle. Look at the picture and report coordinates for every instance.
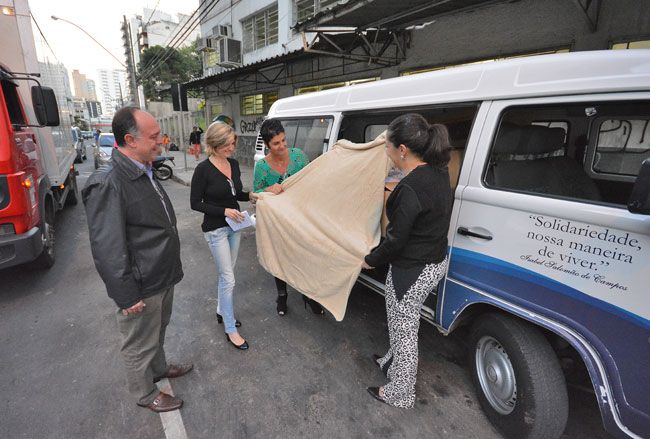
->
[153,156,175,181]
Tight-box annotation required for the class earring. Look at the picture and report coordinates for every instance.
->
[400,155,405,160]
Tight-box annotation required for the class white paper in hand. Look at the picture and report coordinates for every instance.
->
[225,211,255,231]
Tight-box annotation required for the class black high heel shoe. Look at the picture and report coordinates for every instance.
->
[302,296,324,315]
[216,313,241,327]
[225,333,249,350]
[276,294,288,316]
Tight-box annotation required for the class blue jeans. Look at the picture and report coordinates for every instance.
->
[204,226,241,333]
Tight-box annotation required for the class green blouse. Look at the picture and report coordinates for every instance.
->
[253,148,309,192]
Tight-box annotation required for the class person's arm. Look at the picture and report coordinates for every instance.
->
[82,178,141,309]
[232,160,250,202]
[190,165,226,217]
[364,185,421,268]
[253,160,270,193]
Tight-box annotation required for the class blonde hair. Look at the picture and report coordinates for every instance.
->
[204,122,237,156]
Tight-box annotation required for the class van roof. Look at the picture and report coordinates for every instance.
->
[269,50,650,117]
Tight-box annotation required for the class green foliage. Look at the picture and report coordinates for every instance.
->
[137,41,202,101]
[73,116,89,131]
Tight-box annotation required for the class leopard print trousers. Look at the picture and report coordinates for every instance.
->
[378,258,448,408]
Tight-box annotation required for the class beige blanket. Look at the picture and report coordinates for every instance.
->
[255,134,389,321]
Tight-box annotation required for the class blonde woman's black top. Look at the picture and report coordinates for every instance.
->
[190,158,249,232]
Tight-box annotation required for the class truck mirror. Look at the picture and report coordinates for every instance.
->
[31,86,60,127]
[628,158,650,214]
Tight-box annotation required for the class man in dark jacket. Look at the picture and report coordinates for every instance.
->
[82,107,192,413]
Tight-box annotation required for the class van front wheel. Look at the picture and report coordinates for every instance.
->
[468,313,568,439]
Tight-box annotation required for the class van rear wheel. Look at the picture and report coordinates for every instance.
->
[468,313,568,439]
[34,200,55,269]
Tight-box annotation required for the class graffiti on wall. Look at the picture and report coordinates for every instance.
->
[240,116,265,135]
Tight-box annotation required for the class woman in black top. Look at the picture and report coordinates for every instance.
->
[190,122,258,350]
[362,113,453,408]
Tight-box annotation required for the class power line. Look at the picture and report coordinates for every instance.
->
[138,0,219,80]
[30,12,61,65]
[138,0,214,77]
[143,0,162,28]
[141,0,220,81]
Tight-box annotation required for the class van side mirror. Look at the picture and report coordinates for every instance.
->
[628,158,650,214]
[31,86,60,127]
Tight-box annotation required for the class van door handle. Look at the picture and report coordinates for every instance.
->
[457,227,493,240]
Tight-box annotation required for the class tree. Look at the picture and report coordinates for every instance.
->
[137,42,202,102]
[73,116,89,131]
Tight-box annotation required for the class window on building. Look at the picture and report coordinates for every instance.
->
[203,51,219,68]
[400,48,570,76]
[611,39,650,50]
[295,0,339,23]
[240,91,278,116]
[294,77,379,95]
[242,4,278,53]
[483,101,650,207]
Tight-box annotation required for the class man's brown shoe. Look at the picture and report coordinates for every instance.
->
[154,363,194,383]
[138,392,183,413]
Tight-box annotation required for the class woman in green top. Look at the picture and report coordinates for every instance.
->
[254,118,324,316]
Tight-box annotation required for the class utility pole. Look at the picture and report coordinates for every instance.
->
[121,16,141,108]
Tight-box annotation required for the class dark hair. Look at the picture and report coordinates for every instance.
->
[259,118,285,145]
[387,113,451,167]
[112,106,140,147]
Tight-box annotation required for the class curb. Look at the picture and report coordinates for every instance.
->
[171,173,190,187]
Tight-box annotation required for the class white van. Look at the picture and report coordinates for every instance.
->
[257,50,650,439]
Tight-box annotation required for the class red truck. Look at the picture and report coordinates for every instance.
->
[0,0,79,269]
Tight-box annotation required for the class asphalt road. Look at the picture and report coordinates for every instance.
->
[0,149,610,439]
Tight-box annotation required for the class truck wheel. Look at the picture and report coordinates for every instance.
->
[468,313,568,439]
[65,173,78,206]
[34,201,55,269]
[154,164,173,181]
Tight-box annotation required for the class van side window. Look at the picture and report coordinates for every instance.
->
[339,104,479,192]
[484,101,650,206]
[1,79,26,126]
[282,117,333,161]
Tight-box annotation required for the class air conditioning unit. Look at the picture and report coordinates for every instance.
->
[197,36,216,52]
[218,38,242,66]
[212,24,231,38]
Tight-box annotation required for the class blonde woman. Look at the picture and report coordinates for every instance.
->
[190,122,258,350]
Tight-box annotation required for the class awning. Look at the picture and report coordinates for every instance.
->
[294,0,513,31]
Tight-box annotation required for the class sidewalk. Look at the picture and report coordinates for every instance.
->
[164,150,254,191]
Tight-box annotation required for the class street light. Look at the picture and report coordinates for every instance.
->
[51,15,127,69]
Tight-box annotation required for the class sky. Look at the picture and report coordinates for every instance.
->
[28,0,198,83]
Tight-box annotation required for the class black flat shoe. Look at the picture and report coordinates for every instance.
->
[302,296,324,315]
[225,333,249,350]
[276,294,288,316]
[216,313,241,327]
[367,387,387,405]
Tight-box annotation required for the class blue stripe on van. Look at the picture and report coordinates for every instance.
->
[446,246,650,435]
[448,247,650,329]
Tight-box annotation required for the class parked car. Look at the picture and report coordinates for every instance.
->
[81,130,93,140]
[93,133,115,169]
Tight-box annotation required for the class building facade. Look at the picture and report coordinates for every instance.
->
[185,0,650,167]
[38,60,75,125]
[97,69,128,116]
[71,69,97,101]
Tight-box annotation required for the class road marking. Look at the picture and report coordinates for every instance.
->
[156,379,189,439]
